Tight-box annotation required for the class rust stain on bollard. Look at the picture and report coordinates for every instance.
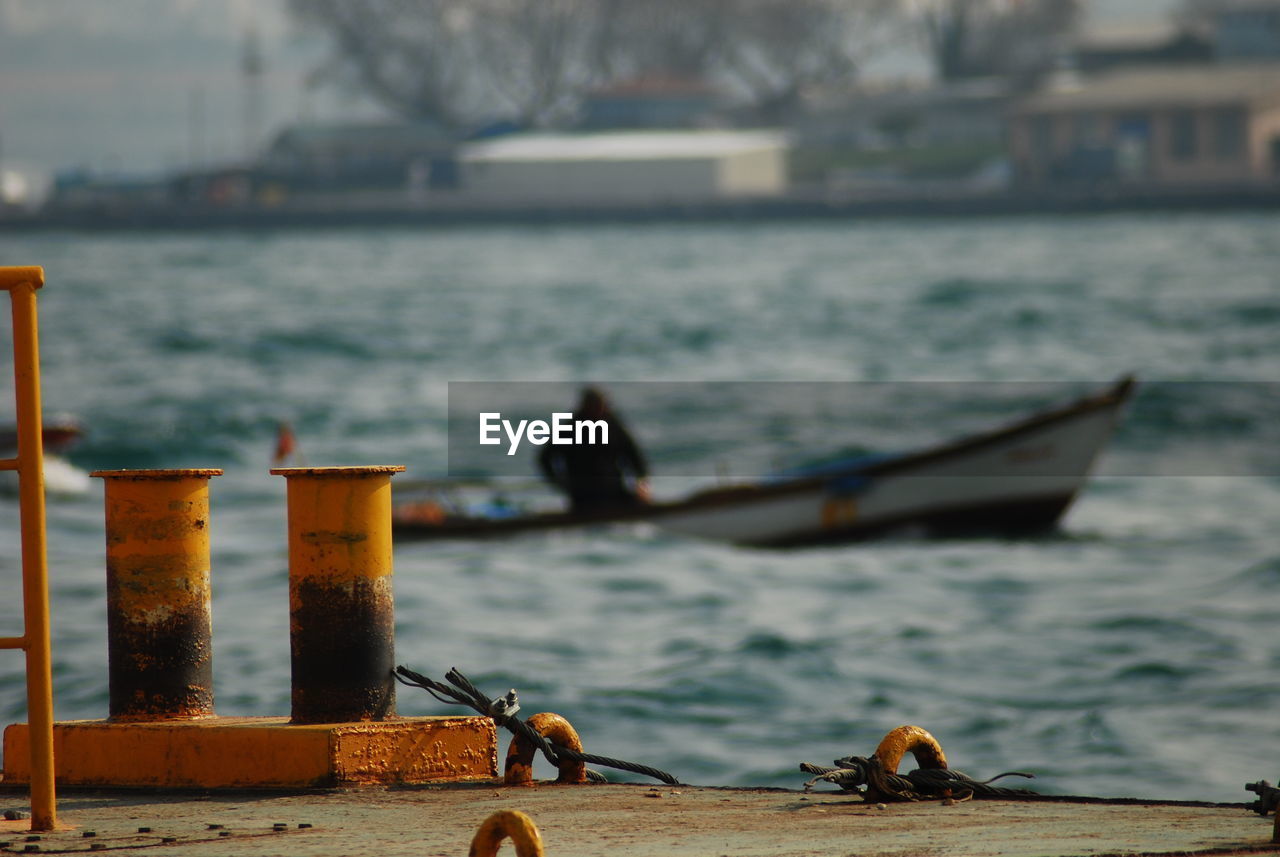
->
[271,466,405,725]
[91,469,222,722]
[290,574,396,723]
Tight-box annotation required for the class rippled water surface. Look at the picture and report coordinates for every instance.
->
[1,213,1278,801]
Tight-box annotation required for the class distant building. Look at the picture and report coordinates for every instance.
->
[169,166,257,207]
[794,79,1013,149]
[258,121,460,191]
[45,170,171,211]
[1071,22,1213,74]
[1009,64,1280,187]
[577,77,723,130]
[457,131,789,204]
[1209,0,1280,60]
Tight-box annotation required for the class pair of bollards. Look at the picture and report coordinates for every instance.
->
[93,465,404,726]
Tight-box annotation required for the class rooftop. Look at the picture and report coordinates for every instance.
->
[459,131,789,163]
[1073,19,1186,49]
[1017,62,1280,113]
[268,121,455,152]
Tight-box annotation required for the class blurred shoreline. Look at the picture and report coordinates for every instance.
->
[6,183,1280,230]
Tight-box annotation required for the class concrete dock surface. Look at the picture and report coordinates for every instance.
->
[2,783,1277,856]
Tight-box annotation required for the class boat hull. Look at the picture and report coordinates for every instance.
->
[656,395,1125,547]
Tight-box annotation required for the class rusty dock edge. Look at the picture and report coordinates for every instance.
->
[1,716,497,789]
[1,784,1276,857]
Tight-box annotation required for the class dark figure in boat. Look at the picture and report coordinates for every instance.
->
[537,387,649,514]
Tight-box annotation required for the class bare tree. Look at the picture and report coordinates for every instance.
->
[605,0,737,79]
[600,0,898,123]
[471,0,610,127]
[912,0,1082,84]
[918,0,975,81]
[288,0,481,128]
[288,0,902,129]
[292,0,620,128]
[714,0,899,122]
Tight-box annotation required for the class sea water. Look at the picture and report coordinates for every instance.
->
[0,213,1277,801]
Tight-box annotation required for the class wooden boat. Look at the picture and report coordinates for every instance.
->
[0,420,84,454]
[0,418,92,497]
[392,377,1135,548]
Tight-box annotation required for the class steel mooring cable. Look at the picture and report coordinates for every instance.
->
[394,665,681,785]
[800,754,1036,802]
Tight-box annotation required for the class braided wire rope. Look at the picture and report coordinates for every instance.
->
[800,754,1036,802]
[394,665,680,785]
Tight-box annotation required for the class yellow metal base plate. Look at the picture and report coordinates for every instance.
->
[2,716,498,788]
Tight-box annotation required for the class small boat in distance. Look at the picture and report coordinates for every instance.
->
[392,377,1135,548]
[0,417,93,497]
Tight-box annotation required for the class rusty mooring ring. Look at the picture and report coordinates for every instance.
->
[468,810,544,857]
[873,725,949,774]
[504,711,589,786]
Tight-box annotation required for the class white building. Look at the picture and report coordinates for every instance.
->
[457,131,789,204]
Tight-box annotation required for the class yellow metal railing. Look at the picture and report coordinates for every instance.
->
[0,266,57,831]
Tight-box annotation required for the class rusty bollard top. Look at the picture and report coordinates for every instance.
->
[92,469,225,479]
[269,465,407,477]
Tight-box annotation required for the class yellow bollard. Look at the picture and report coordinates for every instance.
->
[271,465,405,724]
[91,469,222,721]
